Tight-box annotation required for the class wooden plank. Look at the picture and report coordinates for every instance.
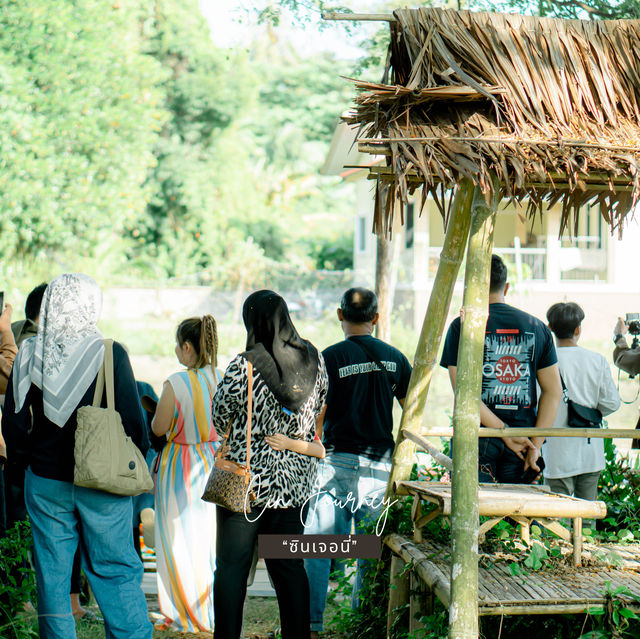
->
[412,427,640,439]
[388,555,409,636]
[385,534,640,619]
[322,11,395,21]
[398,481,606,518]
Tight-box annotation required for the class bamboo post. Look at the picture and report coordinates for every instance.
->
[449,186,497,639]
[386,179,475,498]
[387,555,410,638]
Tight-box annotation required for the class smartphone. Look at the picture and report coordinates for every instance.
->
[521,456,545,484]
[0,291,5,312]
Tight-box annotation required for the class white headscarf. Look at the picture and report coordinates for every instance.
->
[12,273,105,427]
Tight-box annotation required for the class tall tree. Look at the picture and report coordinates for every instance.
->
[0,0,167,272]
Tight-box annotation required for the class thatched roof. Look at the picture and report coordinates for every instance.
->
[347,8,640,235]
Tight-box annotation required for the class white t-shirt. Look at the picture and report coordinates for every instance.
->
[542,346,620,479]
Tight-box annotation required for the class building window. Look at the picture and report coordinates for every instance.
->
[357,216,367,253]
[405,202,414,249]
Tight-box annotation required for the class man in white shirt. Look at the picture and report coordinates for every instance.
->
[543,302,620,508]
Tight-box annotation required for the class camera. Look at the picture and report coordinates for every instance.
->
[626,313,640,336]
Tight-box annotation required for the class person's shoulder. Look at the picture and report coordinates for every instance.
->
[111,340,129,360]
[373,336,407,359]
[322,340,349,358]
[574,346,608,367]
[500,304,549,330]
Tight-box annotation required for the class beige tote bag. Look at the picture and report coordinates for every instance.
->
[74,339,153,496]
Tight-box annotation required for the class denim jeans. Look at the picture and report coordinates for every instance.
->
[478,438,527,483]
[24,469,152,639]
[304,452,391,633]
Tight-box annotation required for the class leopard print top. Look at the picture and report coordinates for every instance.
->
[211,354,328,508]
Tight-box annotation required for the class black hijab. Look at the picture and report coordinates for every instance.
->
[242,290,319,412]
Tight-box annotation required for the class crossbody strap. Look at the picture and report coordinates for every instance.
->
[215,359,254,476]
[350,337,397,394]
[91,339,115,408]
[245,361,253,475]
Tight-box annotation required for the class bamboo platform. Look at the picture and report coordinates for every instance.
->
[396,481,606,566]
[385,533,640,617]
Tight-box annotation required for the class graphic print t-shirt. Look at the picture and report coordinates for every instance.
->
[440,303,557,428]
[322,335,412,460]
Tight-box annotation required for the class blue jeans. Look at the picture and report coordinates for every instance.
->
[478,438,526,483]
[24,469,152,639]
[304,452,391,633]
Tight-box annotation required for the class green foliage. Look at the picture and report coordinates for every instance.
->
[475,0,640,19]
[580,583,640,639]
[0,521,37,638]
[0,0,167,271]
[597,440,640,539]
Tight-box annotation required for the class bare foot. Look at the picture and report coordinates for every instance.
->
[71,592,87,618]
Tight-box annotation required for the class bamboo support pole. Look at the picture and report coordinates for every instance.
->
[322,12,395,22]
[358,137,640,153]
[449,186,497,639]
[386,179,475,499]
[387,555,410,638]
[401,429,454,471]
[412,427,640,438]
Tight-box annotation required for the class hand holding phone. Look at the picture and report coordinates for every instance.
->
[521,456,545,484]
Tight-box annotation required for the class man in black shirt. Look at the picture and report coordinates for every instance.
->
[440,254,562,483]
[305,288,412,638]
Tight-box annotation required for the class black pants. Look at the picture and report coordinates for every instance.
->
[214,506,309,639]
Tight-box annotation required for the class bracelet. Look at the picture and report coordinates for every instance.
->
[614,334,625,344]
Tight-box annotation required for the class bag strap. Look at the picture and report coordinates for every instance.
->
[350,337,397,394]
[214,359,254,476]
[91,339,115,408]
[245,360,253,476]
[104,339,115,410]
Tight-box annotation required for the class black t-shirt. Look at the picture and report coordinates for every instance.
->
[440,303,557,428]
[321,335,412,460]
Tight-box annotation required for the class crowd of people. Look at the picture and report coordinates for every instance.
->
[0,265,637,639]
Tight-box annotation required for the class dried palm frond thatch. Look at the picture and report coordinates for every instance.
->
[347,8,640,235]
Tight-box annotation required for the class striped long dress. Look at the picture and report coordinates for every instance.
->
[156,365,219,632]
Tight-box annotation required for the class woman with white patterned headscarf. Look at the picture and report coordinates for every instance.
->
[2,273,152,639]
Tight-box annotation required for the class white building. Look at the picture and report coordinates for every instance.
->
[323,121,640,335]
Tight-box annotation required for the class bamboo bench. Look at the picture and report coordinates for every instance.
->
[385,534,640,634]
[395,481,607,567]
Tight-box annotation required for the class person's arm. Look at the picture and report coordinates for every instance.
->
[211,357,244,438]
[113,342,149,455]
[447,365,532,460]
[0,423,6,466]
[2,364,32,470]
[612,317,640,376]
[597,357,621,416]
[0,304,17,395]
[151,381,175,437]
[265,433,326,459]
[525,363,563,471]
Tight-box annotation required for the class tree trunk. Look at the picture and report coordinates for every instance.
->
[386,179,475,497]
[448,186,497,639]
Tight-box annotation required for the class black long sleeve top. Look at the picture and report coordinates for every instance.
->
[2,341,149,483]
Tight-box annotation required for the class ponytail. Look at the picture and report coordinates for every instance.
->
[176,315,219,369]
[200,314,218,369]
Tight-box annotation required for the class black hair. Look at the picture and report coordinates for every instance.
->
[25,283,48,322]
[489,255,508,293]
[340,287,378,323]
[546,302,585,339]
